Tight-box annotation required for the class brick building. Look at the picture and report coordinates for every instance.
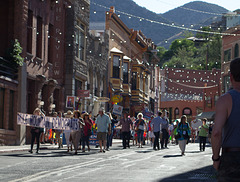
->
[0,0,28,145]
[105,7,159,117]
[160,68,221,122]
[221,25,240,93]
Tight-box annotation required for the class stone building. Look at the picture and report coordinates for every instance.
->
[64,0,90,112]
[86,30,109,115]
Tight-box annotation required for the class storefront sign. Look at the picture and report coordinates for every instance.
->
[112,104,123,116]
[77,90,90,97]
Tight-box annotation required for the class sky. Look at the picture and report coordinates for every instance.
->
[132,0,239,14]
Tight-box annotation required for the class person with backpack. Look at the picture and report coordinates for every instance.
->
[176,115,191,156]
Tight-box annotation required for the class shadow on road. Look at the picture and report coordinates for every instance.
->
[158,165,217,182]
[163,154,182,158]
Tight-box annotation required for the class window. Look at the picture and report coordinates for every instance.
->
[234,43,239,58]
[75,79,82,96]
[140,73,143,91]
[0,88,4,129]
[36,16,42,58]
[224,49,231,62]
[131,72,137,90]
[8,90,14,130]
[205,96,212,108]
[48,24,54,63]
[223,75,231,93]
[113,55,120,78]
[27,10,33,53]
[76,21,85,60]
[123,62,128,83]
[145,75,148,93]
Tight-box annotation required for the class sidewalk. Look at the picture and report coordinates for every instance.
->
[0,139,122,153]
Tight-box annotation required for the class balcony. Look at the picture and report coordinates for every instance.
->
[0,57,18,80]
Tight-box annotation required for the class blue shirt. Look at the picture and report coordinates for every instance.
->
[96,114,111,132]
[151,116,164,132]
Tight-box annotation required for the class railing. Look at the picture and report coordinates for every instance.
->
[0,57,18,79]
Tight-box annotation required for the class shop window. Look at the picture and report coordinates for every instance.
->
[0,88,4,128]
[205,96,212,108]
[123,62,128,83]
[76,21,85,61]
[113,55,120,78]
[36,16,42,58]
[234,43,239,58]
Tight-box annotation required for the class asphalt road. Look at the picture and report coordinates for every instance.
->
[0,141,216,182]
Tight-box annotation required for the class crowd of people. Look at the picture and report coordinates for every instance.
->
[29,107,212,156]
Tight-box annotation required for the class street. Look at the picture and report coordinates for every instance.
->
[0,141,216,182]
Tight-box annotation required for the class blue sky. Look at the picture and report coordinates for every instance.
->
[132,0,239,14]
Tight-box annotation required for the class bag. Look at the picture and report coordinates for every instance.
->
[175,133,181,139]
[88,129,92,136]
[183,133,189,140]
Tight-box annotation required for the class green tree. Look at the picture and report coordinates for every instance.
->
[5,39,24,67]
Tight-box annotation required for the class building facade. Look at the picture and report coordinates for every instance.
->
[105,7,159,117]
[221,25,240,94]
[160,68,221,122]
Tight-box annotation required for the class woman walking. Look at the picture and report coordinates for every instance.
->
[29,108,44,154]
[82,112,93,152]
[135,113,147,148]
[71,110,84,155]
[64,110,73,152]
[176,115,191,156]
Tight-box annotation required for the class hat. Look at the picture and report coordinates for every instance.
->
[65,110,73,118]
[73,110,81,118]
[99,108,104,112]
[82,112,89,118]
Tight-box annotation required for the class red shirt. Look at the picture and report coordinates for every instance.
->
[83,119,93,136]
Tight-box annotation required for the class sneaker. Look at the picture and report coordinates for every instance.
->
[36,150,39,154]
[28,150,33,153]
[102,150,105,153]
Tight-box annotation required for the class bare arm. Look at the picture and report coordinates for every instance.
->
[212,94,231,170]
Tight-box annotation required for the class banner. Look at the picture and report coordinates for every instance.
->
[66,96,75,108]
[17,113,80,130]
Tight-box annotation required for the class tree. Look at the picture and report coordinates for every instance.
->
[5,39,24,67]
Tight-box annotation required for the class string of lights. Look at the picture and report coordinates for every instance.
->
[91,1,240,36]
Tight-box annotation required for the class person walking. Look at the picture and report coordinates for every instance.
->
[198,118,209,152]
[95,108,111,153]
[29,108,44,154]
[176,115,191,156]
[151,111,164,150]
[82,112,93,152]
[161,111,169,149]
[135,113,147,148]
[64,110,73,152]
[71,110,84,155]
[106,113,118,151]
[148,116,155,147]
[119,112,133,149]
[212,58,240,181]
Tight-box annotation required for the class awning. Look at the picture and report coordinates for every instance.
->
[196,111,215,120]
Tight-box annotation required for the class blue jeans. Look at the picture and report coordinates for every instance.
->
[137,130,144,143]
[82,135,90,149]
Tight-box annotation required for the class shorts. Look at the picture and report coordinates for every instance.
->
[97,132,107,140]
[148,131,155,138]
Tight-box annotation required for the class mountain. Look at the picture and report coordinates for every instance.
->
[90,0,229,48]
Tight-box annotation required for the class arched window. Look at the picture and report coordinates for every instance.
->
[234,43,239,58]
[182,107,192,115]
